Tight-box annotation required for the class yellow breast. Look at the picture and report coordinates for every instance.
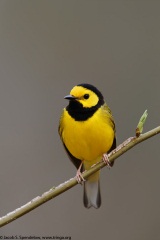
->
[60,107,115,167]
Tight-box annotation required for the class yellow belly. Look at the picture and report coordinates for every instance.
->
[61,107,114,168]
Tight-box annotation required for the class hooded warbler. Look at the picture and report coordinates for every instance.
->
[59,83,116,208]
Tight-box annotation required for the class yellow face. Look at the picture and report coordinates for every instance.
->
[70,86,99,108]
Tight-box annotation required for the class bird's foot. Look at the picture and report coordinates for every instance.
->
[102,153,113,169]
[76,170,85,184]
[75,162,86,184]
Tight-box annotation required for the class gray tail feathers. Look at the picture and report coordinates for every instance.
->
[83,179,101,209]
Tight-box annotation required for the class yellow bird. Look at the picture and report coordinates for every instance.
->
[59,83,116,208]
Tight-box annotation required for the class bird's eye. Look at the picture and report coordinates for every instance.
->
[84,94,89,99]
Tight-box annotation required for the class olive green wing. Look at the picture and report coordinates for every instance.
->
[102,103,117,155]
[102,103,116,131]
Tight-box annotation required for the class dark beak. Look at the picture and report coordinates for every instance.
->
[64,95,77,100]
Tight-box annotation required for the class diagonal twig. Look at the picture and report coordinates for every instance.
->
[0,111,159,227]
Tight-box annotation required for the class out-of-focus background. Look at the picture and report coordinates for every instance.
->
[0,1,159,239]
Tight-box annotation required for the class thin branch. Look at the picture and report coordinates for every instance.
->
[0,125,160,228]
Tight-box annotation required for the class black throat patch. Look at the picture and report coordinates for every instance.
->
[66,83,105,121]
[66,99,102,121]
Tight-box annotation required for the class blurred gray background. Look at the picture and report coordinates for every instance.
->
[0,0,159,239]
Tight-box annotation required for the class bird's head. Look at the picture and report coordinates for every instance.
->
[64,83,104,109]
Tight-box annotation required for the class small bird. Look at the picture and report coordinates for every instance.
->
[59,83,116,208]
